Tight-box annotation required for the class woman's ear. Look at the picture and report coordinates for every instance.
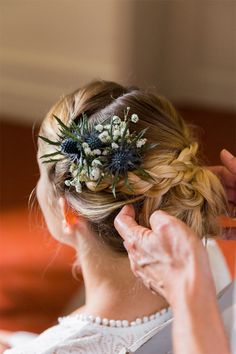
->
[58,197,80,246]
[58,197,91,248]
[59,197,77,230]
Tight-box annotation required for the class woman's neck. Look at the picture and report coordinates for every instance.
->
[73,242,168,321]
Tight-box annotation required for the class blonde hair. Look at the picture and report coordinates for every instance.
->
[38,80,227,253]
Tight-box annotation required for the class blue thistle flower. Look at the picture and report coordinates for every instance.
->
[84,132,103,150]
[107,144,141,175]
[61,138,81,161]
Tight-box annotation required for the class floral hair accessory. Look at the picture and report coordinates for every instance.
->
[39,108,156,197]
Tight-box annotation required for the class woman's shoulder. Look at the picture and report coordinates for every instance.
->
[206,239,232,293]
[4,319,101,354]
[4,311,172,354]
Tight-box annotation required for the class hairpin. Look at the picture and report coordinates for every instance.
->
[39,108,156,197]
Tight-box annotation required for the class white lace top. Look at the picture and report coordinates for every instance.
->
[5,310,172,354]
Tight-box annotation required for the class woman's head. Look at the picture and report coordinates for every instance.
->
[37,80,227,253]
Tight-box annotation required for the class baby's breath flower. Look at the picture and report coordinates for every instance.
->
[131,114,139,123]
[82,142,89,148]
[112,129,120,141]
[92,159,102,167]
[95,124,103,132]
[102,148,110,155]
[111,142,119,149]
[136,138,147,148]
[99,131,109,143]
[113,129,120,136]
[70,178,77,186]
[75,180,82,193]
[92,149,101,155]
[112,116,121,124]
[120,122,126,129]
[84,147,92,155]
[90,167,101,181]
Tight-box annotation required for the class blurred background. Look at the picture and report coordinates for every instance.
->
[0,0,236,334]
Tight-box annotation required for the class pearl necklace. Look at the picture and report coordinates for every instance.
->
[59,307,171,328]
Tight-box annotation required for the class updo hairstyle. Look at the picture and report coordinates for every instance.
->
[38,80,227,253]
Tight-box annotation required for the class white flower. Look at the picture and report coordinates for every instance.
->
[70,178,76,186]
[79,168,88,181]
[84,147,92,155]
[112,116,121,124]
[131,114,139,123]
[64,180,71,187]
[102,149,110,155]
[92,149,101,155]
[136,138,147,148]
[104,124,111,130]
[90,167,101,181]
[82,142,89,148]
[75,181,82,193]
[120,121,126,129]
[111,142,119,149]
[99,131,109,142]
[112,129,120,141]
[92,159,102,167]
[113,129,120,137]
[95,124,103,132]
[99,131,111,143]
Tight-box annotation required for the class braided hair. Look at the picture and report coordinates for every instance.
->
[38,80,227,253]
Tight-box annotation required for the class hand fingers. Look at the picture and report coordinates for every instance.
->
[114,204,152,243]
[209,165,236,190]
[114,204,136,242]
[149,210,171,231]
[133,267,167,298]
[221,149,236,175]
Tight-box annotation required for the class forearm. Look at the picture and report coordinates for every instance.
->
[171,278,230,354]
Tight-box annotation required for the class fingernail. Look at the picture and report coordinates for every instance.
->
[222,149,234,159]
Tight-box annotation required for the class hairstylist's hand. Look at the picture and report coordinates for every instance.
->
[210,149,236,206]
[114,206,215,305]
[115,207,230,354]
